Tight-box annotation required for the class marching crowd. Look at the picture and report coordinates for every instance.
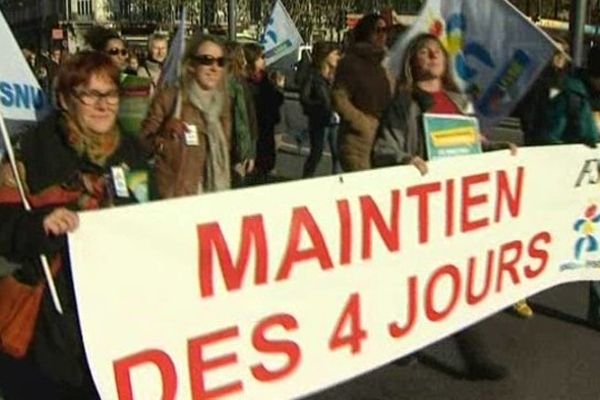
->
[0,11,599,400]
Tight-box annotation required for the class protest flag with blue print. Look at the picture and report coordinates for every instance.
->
[260,0,303,66]
[387,0,557,130]
[0,9,50,151]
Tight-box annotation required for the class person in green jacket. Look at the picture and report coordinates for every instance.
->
[225,42,258,186]
[542,47,599,146]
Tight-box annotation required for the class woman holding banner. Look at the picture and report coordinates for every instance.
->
[140,35,231,198]
[0,51,148,399]
[372,33,516,171]
[372,33,513,381]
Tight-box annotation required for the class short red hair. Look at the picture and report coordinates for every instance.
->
[56,51,120,96]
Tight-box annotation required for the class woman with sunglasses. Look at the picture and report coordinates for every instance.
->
[140,35,232,198]
[332,13,395,172]
[0,51,148,399]
[85,26,129,72]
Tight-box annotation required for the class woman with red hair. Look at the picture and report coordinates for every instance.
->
[0,51,148,399]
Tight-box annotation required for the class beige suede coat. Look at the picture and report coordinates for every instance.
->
[332,43,395,172]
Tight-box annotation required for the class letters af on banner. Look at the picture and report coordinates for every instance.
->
[69,146,600,399]
[387,0,556,130]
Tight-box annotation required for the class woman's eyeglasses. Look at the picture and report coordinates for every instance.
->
[107,48,128,57]
[72,89,120,106]
[190,54,227,68]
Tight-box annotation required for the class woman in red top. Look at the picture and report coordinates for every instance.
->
[372,33,514,380]
[372,33,515,174]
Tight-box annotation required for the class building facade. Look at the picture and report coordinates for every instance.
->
[0,0,428,52]
[1,0,596,54]
[0,0,115,52]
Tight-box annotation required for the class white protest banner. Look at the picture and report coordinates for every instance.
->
[387,0,556,130]
[260,0,303,66]
[70,146,600,399]
[0,10,49,123]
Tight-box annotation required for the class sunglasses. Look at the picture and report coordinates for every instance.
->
[190,54,227,68]
[107,48,128,57]
[375,27,388,34]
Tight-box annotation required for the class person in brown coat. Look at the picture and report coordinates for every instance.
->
[332,13,395,172]
[140,35,232,199]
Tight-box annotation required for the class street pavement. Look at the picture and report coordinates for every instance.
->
[271,116,600,400]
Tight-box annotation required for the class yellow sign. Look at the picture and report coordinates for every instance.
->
[430,126,478,147]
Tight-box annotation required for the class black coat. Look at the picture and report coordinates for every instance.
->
[246,75,284,136]
[300,68,334,128]
[0,114,147,393]
[514,66,568,145]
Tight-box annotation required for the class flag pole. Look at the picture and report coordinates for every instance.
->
[228,0,237,41]
[0,111,64,315]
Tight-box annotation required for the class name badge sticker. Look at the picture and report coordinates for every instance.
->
[184,124,200,146]
[111,166,130,198]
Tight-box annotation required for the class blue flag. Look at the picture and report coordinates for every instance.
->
[0,10,51,152]
[260,0,303,66]
[387,0,557,130]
